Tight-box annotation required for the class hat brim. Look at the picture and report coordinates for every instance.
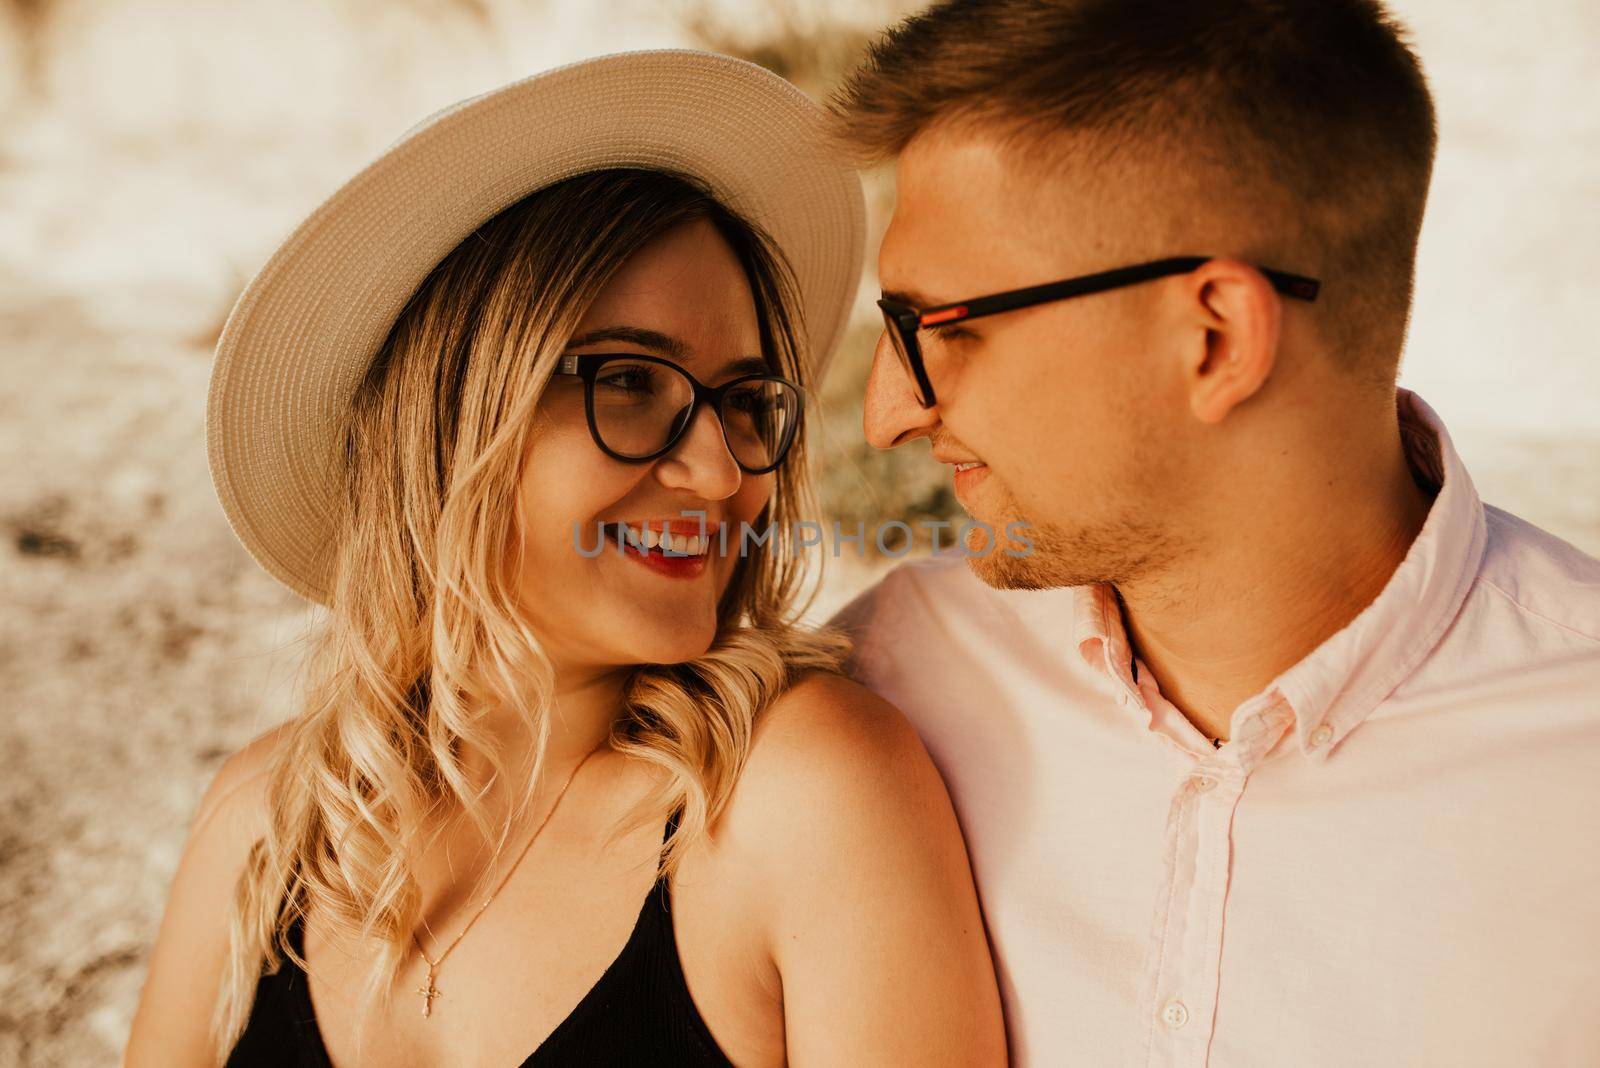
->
[206,49,866,605]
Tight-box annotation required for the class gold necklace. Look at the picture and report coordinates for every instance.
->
[410,743,602,1018]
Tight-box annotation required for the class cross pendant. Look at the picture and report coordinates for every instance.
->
[417,972,441,1018]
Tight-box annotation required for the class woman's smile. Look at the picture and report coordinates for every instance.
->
[617,535,711,580]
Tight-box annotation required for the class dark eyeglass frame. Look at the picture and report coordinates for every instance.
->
[877,256,1322,408]
[555,352,804,475]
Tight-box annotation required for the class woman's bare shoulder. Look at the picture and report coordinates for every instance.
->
[689,677,1005,1062]
[124,722,291,1067]
[761,669,932,769]
[716,670,957,872]
[192,723,287,842]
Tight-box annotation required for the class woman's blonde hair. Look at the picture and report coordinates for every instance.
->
[212,168,848,1057]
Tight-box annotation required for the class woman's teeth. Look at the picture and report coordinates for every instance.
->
[617,523,708,556]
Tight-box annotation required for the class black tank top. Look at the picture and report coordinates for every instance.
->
[226,812,732,1066]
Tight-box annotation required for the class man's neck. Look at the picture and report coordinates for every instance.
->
[1115,420,1436,744]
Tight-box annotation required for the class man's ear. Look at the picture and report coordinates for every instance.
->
[1181,258,1283,424]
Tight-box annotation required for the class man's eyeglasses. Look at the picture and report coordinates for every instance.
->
[556,353,803,475]
[877,256,1322,408]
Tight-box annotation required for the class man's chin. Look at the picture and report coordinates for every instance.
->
[959,512,1103,591]
[967,546,1057,590]
[960,520,1053,590]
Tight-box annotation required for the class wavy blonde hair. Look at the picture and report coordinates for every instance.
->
[212,168,849,1058]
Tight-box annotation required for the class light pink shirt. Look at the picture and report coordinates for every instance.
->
[834,390,1600,1067]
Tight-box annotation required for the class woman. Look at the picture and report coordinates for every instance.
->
[124,51,1006,1067]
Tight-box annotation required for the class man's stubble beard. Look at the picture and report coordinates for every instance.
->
[964,476,1182,591]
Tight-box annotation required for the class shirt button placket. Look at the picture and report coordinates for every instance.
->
[1143,769,1240,1068]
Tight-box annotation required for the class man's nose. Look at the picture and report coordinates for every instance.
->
[862,331,939,449]
[653,403,742,500]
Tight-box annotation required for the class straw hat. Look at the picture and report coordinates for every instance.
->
[206,49,866,606]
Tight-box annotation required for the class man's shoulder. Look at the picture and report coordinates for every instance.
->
[833,549,987,621]
[829,549,1080,685]
[830,550,1011,654]
[1475,503,1600,648]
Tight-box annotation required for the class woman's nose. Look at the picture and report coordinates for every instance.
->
[652,402,742,500]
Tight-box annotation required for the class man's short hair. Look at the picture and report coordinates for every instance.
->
[832,0,1438,380]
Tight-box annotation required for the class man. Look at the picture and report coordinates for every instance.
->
[828,1,1600,1065]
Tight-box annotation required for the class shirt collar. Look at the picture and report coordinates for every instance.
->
[1073,388,1488,762]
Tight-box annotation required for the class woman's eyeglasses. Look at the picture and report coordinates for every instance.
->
[556,353,803,475]
[877,256,1322,408]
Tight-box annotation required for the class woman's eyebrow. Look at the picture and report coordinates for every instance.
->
[567,326,688,358]
[567,327,769,376]
[721,355,770,378]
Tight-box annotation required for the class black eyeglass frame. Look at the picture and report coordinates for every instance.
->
[877,256,1322,408]
[555,352,805,475]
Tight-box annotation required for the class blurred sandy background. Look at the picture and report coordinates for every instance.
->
[1,1,1595,1064]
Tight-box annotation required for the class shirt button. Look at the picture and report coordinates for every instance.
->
[1161,1000,1189,1029]
[1309,724,1334,748]
[1194,776,1217,793]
